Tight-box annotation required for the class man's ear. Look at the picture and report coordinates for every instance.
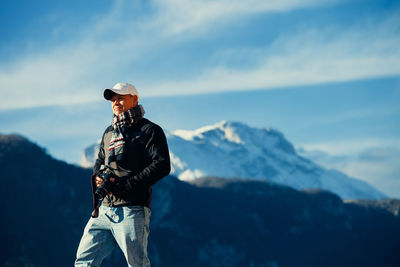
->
[132,95,138,106]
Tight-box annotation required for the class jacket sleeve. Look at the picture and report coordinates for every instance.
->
[127,124,171,188]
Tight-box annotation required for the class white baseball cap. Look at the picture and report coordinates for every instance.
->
[104,82,139,101]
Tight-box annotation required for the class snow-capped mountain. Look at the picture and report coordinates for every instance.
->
[82,120,386,200]
[82,139,101,168]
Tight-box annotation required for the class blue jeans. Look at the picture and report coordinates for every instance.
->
[75,205,151,267]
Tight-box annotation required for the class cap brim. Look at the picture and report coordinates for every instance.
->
[104,89,116,100]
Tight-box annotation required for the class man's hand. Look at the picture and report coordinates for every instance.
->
[95,177,103,187]
[95,176,115,187]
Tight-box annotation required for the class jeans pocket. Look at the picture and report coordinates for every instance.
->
[123,206,145,218]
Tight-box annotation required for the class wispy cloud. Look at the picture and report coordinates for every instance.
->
[151,0,327,36]
[0,0,399,110]
[298,138,400,198]
[299,138,400,156]
[148,15,400,95]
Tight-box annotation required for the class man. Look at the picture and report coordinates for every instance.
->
[75,82,171,266]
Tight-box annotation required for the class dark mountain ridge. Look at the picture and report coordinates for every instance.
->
[0,133,399,267]
[0,134,92,266]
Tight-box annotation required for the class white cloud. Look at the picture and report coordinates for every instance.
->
[152,0,326,36]
[299,138,400,156]
[147,20,400,95]
[0,44,107,107]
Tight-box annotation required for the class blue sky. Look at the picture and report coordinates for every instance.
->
[1,0,400,108]
[0,0,399,197]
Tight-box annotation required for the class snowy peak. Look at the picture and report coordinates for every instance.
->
[173,121,245,144]
[168,120,312,182]
[171,120,296,155]
[167,121,385,200]
[81,139,101,168]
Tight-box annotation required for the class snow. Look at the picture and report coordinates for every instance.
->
[167,121,386,200]
[81,139,101,168]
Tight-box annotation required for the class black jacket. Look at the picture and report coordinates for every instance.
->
[93,118,171,208]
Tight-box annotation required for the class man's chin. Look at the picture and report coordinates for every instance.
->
[113,109,124,115]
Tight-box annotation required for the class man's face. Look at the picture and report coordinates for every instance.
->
[110,94,138,116]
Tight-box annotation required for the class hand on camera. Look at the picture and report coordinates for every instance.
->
[95,176,115,187]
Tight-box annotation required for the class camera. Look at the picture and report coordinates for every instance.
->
[95,169,115,200]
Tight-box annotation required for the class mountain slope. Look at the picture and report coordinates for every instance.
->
[168,121,385,199]
[0,134,92,266]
